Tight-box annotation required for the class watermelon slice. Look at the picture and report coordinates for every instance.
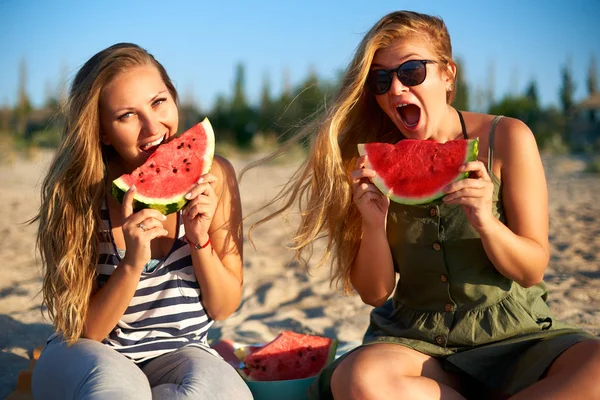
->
[357,138,479,205]
[238,331,337,382]
[111,118,215,215]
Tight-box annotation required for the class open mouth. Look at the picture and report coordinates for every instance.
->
[140,136,165,153]
[396,104,421,130]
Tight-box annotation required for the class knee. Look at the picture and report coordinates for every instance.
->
[565,340,600,372]
[331,349,391,399]
[583,340,600,372]
[32,339,151,400]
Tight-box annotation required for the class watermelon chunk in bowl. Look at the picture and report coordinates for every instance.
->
[236,331,338,400]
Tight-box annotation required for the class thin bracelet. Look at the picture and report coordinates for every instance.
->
[186,235,212,253]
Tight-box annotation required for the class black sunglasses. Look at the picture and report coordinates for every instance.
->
[367,59,436,95]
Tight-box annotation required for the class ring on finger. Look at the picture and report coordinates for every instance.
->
[137,222,148,232]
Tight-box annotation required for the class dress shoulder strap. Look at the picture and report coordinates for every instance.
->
[488,115,503,172]
[457,110,468,139]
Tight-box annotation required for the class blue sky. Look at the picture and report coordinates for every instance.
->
[1,0,599,112]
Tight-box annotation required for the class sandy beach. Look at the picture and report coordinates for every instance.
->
[1,150,598,398]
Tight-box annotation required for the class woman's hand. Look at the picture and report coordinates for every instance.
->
[443,160,495,233]
[350,155,390,230]
[182,173,219,246]
[121,185,169,268]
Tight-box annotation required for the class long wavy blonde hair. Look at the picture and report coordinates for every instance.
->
[35,43,178,344]
[245,11,456,294]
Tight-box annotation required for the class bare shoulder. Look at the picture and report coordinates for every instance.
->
[211,155,237,178]
[460,111,540,175]
[209,155,240,196]
[492,116,540,167]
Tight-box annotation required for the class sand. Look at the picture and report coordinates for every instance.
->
[0,150,598,398]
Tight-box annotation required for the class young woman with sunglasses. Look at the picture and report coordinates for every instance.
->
[247,10,600,399]
[31,43,252,399]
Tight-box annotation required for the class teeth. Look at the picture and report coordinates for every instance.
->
[396,104,409,108]
[142,136,164,150]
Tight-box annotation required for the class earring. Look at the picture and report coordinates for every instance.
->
[447,84,454,92]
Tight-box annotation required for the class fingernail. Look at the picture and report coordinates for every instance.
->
[185,193,192,199]
[162,215,167,220]
[130,185,136,191]
[197,177,204,184]
[164,230,169,235]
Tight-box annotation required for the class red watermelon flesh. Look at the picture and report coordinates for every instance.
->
[239,331,337,381]
[357,138,479,205]
[111,118,215,215]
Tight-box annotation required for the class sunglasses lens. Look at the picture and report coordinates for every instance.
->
[369,70,392,95]
[398,60,427,87]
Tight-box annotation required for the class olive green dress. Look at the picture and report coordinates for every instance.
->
[308,115,597,399]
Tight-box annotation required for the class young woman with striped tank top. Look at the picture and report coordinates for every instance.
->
[31,42,252,399]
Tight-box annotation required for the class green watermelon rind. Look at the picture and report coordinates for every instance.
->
[111,118,215,216]
[237,338,338,382]
[357,138,479,205]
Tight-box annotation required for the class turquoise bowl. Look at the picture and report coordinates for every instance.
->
[244,376,316,400]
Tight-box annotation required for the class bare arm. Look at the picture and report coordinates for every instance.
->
[480,118,549,286]
[350,224,396,307]
[83,190,168,341]
[185,156,244,320]
[444,117,549,287]
[349,156,396,306]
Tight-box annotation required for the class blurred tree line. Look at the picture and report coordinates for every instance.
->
[1,55,598,155]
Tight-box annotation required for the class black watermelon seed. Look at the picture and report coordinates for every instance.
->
[149,163,154,168]
[298,351,303,357]
[156,168,160,173]
[311,356,317,361]
[186,168,190,172]
[140,179,145,183]
[173,168,178,173]
[261,366,266,371]
[187,144,191,149]
[183,158,188,163]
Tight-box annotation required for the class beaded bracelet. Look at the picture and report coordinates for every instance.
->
[186,235,213,253]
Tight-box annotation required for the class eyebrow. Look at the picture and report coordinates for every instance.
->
[111,90,169,115]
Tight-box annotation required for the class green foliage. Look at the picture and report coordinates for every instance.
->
[588,55,598,95]
[584,156,600,174]
[453,58,469,111]
[559,63,576,117]
[5,57,592,158]
[489,84,567,151]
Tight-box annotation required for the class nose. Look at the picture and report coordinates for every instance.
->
[140,113,161,137]
[389,73,409,95]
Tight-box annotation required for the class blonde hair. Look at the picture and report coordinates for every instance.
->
[245,11,455,293]
[35,43,178,344]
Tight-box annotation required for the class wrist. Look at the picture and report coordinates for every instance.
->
[119,258,145,273]
[186,234,212,252]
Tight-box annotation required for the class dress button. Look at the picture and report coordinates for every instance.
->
[430,207,438,217]
[444,304,453,312]
[433,242,441,251]
[440,274,448,283]
[435,336,446,345]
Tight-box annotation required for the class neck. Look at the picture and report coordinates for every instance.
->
[434,105,463,143]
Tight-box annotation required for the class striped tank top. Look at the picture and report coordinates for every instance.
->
[96,204,216,363]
